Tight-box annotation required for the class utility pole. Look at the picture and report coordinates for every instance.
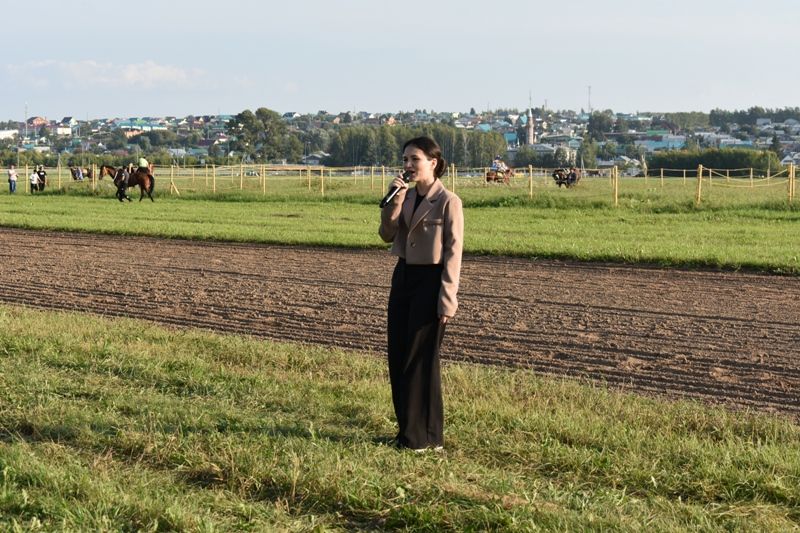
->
[587,85,592,114]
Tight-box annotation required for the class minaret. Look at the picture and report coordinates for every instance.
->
[527,107,536,145]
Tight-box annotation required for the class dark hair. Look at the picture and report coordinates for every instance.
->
[402,136,447,178]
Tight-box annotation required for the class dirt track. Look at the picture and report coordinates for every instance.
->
[2,227,798,418]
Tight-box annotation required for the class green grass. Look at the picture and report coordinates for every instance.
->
[1,174,798,273]
[0,304,798,531]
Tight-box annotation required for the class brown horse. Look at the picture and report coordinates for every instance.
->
[113,167,155,202]
[485,167,514,184]
[99,164,117,180]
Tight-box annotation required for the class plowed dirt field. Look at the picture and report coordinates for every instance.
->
[2,227,798,418]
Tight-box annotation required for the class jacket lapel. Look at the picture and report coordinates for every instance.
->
[409,179,445,232]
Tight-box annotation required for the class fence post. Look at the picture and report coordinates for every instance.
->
[529,165,533,198]
[613,166,619,207]
[212,164,216,193]
[262,165,266,195]
[750,167,754,188]
[451,164,456,193]
[660,167,664,187]
[57,162,62,189]
[790,163,795,203]
[695,164,703,206]
[767,165,771,182]
[370,166,375,191]
[726,169,730,182]
[381,166,386,193]
[307,168,311,190]
[240,163,244,190]
[320,167,325,196]
[92,164,97,192]
[683,168,686,185]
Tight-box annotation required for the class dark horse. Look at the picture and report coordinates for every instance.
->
[113,166,155,202]
[552,168,580,188]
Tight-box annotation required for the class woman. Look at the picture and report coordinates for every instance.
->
[379,136,464,451]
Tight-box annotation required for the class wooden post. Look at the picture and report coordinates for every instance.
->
[212,164,217,193]
[767,165,771,182]
[371,166,375,191]
[726,169,730,182]
[24,164,29,193]
[695,164,703,206]
[239,163,244,190]
[381,166,386,193]
[528,165,533,199]
[683,168,686,185]
[613,166,619,207]
[92,164,96,192]
[320,167,325,196]
[660,167,664,187]
[204,164,209,188]
[262,165,266,195]
[170,165,175,194]
[57,163,62,189]
[451,163,455,191]
[307,168,311,190]
[750,167,754,188]
[790,163,795,203]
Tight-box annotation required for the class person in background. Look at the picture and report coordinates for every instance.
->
[29,167,42,192]
[7,164,18,193]
[379,136,464,452]
[36,165,47,191]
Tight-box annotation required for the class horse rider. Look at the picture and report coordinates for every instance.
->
[138,156,150,174]
[567,167,579,185]
[491,155,508,175]
[73,166,83,180]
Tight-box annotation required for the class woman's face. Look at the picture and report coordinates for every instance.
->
[402,146,436,183]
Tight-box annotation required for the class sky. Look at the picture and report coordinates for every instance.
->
[2,0,798,121]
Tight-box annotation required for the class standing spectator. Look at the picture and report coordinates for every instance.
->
[7,164,17,193]
[379,136,464,452]
[36,165,47,191]
[29,168,42,192]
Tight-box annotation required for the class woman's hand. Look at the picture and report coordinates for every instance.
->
[390,174,409,193]
[439,315,449,324]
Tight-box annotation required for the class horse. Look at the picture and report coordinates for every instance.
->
[70,166,93,181]
[113,166,155,202]
[485,167,514,184]
[552,168,580,188]
[99,164,117,180]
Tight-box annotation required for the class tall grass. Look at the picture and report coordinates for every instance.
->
[0,305,798,531]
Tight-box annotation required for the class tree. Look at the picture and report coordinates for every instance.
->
[106,129,129,150]
[577,139,598,167]
[587,111,614,141]
[770,135,782,156]
[226,107,288,162]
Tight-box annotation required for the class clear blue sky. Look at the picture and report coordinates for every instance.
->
[3,0,797,121]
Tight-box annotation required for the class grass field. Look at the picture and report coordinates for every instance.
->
[0,174,798,273]
[1,171,798,530]
[1,305,798,531]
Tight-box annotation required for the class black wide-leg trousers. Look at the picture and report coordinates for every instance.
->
[387,259,445,449]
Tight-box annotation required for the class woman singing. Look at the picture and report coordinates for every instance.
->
[379,136,464,451]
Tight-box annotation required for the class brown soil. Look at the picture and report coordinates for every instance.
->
[2,227,798,418]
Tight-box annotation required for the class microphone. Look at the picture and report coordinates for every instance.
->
[379,170,412,208]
